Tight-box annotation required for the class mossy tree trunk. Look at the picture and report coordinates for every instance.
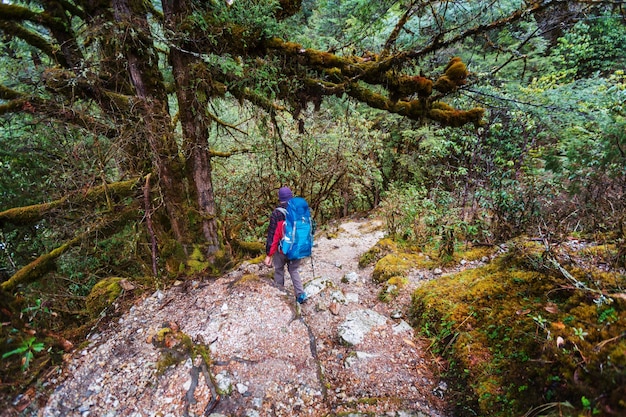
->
[164,0,220,256]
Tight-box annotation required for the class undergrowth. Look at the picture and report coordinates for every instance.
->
[408,238,626,416]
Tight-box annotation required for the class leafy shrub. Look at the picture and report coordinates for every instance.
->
[551,12,626,79]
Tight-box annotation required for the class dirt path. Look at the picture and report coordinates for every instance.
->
[34,217,449,417]
[295,218,449,416]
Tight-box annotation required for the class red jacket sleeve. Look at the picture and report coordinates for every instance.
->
[269,220,284,256]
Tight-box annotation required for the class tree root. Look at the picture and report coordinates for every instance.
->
[150,323,220,416]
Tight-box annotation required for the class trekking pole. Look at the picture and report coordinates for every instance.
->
[310,255,316,279]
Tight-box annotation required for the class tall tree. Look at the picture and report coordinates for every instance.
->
[0,0,611,290]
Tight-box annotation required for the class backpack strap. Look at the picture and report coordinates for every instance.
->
[276,207,287,217]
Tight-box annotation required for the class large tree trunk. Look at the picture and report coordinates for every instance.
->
[164,0,220,256]
[108,0,222,258]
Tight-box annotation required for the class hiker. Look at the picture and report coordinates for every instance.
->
[264,186,307,304]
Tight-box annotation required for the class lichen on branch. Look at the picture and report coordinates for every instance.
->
[262,37,483,127]
[0,178,141,226]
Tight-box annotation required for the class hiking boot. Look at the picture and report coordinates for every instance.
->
[296,293,307,304]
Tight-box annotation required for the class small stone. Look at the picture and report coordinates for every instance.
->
[342,272,360,283]
[345,293,359,304]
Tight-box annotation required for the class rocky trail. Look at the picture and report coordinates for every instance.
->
[21,217,452,417]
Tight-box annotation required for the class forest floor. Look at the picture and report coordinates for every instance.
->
[5,216,457,417]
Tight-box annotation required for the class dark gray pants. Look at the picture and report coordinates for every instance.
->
[272,252,303,297]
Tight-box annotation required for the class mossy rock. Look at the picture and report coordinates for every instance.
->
[358,238,398,268]
[233,240,265,256]
[378,276,408,302]
[85,277,124,317]
[409,242,626,417]
[234,273,261,286]
[456,245,497,263]
[248,254,265,264]
[372,253,416,283]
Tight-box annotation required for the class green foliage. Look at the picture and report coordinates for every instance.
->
[213,97,385,242]
[295,0,398,51]
[551,12,626,80]
[20,298,50,323]
[378,182,484,257]
[1,337,45,371]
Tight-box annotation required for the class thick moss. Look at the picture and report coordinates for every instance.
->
[409,244,626,417]
[372,253,416,283]
[378,275,408,302]
[358,238,398,268]
[85,277,124,317]
[187,245,210,273]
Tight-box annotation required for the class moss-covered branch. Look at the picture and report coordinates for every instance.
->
[1,206,141,292]
[0,198,68,226]
[262,37,483,126]
[0,84,117,136]
[0,3,77,33]
[0,83,23,100]
[0,178,142,226]
[0,4,43,22]
[0,20,66,66]
[0,98,27,115]
[300,79,484,127]
[208,148,251,158]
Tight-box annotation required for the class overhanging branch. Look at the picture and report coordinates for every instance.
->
[402,0,560,61]
[0,178,142,226]
[0,20,67,66]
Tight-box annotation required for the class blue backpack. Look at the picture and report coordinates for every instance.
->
[277,197,313,260]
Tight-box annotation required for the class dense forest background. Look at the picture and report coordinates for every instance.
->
[0,0,625,416]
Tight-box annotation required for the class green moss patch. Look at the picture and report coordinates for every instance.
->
[409,242,626,416]
[85,277,124,317]
[372,253,417,283]
[358,238,398,268]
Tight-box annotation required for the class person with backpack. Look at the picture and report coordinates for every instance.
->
[263,186,311,304]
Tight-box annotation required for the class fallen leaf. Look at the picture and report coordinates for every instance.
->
[119,279,135,291]
[403,338,417,348]
[329,302,340,316]
[551,321,566,330]
[544,303,559,314]
[516,309,531,315]
[165,334,176,349]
